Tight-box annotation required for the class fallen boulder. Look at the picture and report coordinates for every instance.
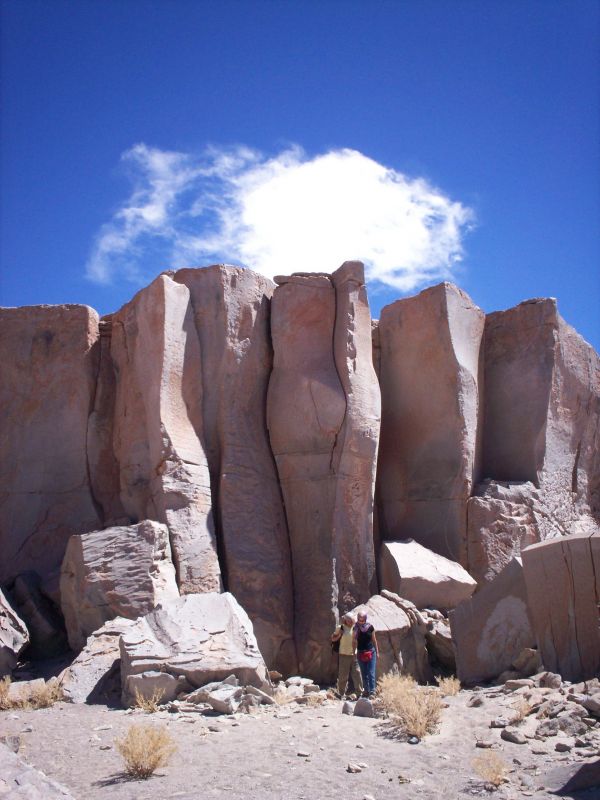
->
[449,557,535,685]
[0,588,29,677]
[60,520,179,651]
[0,741,76,799]
[120,592,270,706]
[379,540,476,610]
[522,532,600,682]
[420,609,456,671]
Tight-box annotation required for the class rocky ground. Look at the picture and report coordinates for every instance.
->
[2,681,600,800]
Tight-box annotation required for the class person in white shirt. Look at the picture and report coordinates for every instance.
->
[331,613,364,698]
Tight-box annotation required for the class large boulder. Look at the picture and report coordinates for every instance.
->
[466,480,541,585]
[120,593,270,706]
[449,557,535,685]
[60,520,179,651]
[0,588,29,677]
[377,283,484,564]
[482,298,600,540]
[379,539,476,610]
[174,266,296,674]
[111,274,221,594]
[60,617,136,704]
[267,262,380,681]
[522,532,600,682]
[351,592,432,683]
[0,305,102,597]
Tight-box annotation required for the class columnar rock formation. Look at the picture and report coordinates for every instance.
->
[267,262,380,680]
[1,264,599,687]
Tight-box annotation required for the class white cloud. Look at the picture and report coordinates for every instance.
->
[86,144,474,292]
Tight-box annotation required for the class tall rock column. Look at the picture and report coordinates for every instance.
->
[377,283,485,564]
[267,262,380,681]
[111,274,221,593]
[0,305,102,599]
[174,265,296,674]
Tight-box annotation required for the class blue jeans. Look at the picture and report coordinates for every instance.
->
[358,649,377,695]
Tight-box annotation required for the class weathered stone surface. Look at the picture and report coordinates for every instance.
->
[11,572,67,658]
[377,283,484,564]
[120,593,269,706]
[351,592,432,683]
[421,610,456,671]
[0,588,29,677]
[379,539,476,610]
[0,305,102,595]
[60,520,179,651]
[60,617,136,704]
[111,274,221,594]
[449,557,535,685]
[482,299,600,539]
[466,480,541,585]
[0,741,76,799]
[174,265,295,674]
[522,532,600,682]
[267,262,379,681]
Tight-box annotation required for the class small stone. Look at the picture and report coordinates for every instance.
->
[475,739,494,748]
[490,717,510,728]
[357,762,369,769]
[356,743,365,749]
[539,672,562,690]
[467,695,483,707]
[99,745,111,751]
[555,741,572,752]
[501,727,527,744]
[93,725,113,731]
[353,698,374,718]
[505,679,534,690]
[342,701,354,716]
[347,763,362,773]
[363,795,376,800]
[407,736,420,745]
[297,750,311,757]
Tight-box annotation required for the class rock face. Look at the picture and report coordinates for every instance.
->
[0,305,102,595]
[449,557,535,685]
[174,266,296,675]
[60,520,179,651]
[267,262,380,681]
[0,588,29,677]
[482,299,600,540]
[11,572,67,658]
[111,274,221,594]
[377,283,485,564]
[466,480,541,585]
[351,592,432,683]
[379,539,476,610]
[0,742,76,799]
[522,533,600,682]
[120,593,269,706]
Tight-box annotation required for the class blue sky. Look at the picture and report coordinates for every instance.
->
[1,0,599,350]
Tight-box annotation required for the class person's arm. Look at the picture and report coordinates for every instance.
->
[331,627,342,642]
[352,628,358,652]
[371,630,379,656]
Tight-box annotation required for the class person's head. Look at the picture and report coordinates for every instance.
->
[356,608,368,625]
[342,614,354,627]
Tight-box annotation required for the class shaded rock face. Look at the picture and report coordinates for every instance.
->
[522,532,600,682]
[11,572,67,658]
[449,557,535,685]
[111,274,222,594]
[0,305,102,594]
[267,262,380,681]
[379,539,476,610]
[120,593,269,706]
[174,266,296,675]
[377,283,485,564]
[482,299,600,540]
[0,588,29,677]
[60,520,179,652]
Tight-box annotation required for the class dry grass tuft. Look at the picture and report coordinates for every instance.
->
[510,698,533,724]
[437,676,461,696]
[133,687,165,713]
[304,692,326,707]
[116,723,177,779]
[0,677,62,710]
[273,687,295,705]
[473,751,508,787]
[377,674,443,739]
[0,677,11,710]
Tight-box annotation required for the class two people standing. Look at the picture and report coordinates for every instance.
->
[331,609,379,699]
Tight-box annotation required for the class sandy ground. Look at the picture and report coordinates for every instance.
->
[1,687,599,800]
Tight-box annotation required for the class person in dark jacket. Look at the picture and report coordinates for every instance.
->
[353,609,379,698]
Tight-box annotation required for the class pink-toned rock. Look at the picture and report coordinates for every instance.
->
[0,305,102,594]
[466,480,541,585]
[482,299,600,540]
[60,520,179,651]
[267,262,379,681]
[111,274,221,594]
[522,533,600,682]
[174,265,296,675]
[377,283,485,564]
[379,539,476,610]
[449,557,535,685]
[0,588,29,677]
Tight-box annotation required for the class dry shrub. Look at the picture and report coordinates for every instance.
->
[0,677,11,710]
[273,687,295,705]
[0,678,61,710]
[304,692,326,707]
[437,676,460,696]
[116,723,176,779]
[510,698,532,724]
[377,674,443,739]
[133,687,165,713]
[473,751,508,787]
